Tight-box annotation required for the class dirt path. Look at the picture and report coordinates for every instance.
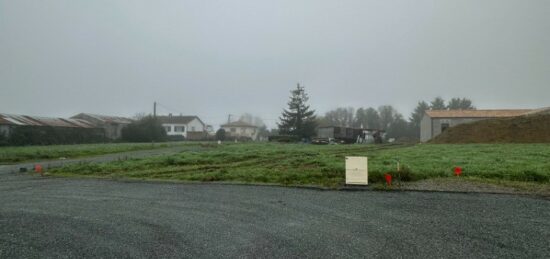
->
[0,145,199,174]
[397,177,550,198]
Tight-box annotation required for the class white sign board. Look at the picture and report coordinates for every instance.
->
[345,156,368,185]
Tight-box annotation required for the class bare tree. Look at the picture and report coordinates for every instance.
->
[323,107,355,127]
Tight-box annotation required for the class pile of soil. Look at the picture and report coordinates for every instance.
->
[430,113,550,143]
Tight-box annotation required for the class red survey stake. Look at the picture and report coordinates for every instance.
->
[454,166,462,176]
[384,173,392,186]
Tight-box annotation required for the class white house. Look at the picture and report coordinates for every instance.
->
[220,120,259,141]
[157,114,206,140]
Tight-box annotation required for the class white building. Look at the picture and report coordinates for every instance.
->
[157,114,206,140]
[220,120,259,141]
[420,109,534,142]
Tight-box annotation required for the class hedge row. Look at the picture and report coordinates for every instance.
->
[2,126,106,146]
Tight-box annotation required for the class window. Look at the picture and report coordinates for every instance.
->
[230,128,236,133]
[441,123,449,132]
[164,126,171,132]
[175,126,185,132]
[191,126,196,131]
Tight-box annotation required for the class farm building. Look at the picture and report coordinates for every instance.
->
[71,113,133,140]
[316,126,385,144]
[317,126,360,143]
[420,109,538,142]
[0,113,105,145]
[157,114,207,140]
[221,121,259,141]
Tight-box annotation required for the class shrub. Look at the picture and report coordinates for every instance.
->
[518,170,549,182]
[167,135,185,141]
[395,165,413,181]
[7,126,106,146]
[121,116,167,142]
[0,132,7,146]
[268,135,300,143]
[216,128,226,141]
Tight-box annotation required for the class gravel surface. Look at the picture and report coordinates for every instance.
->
[399,178,550,197]
[1,173,549,258]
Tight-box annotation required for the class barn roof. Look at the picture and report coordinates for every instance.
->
[0,113,97,128]
[425,109,533,118]
[72,113,133,124]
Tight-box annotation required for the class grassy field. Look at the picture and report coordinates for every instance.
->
[47,143,550,187]
[0,142,192,164]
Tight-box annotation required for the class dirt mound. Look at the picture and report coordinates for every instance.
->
[430,113,550,143]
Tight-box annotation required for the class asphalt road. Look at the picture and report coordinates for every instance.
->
[1,173,549,258]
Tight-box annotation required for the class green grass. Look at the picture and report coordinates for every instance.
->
[47,143,550,187]
[0,142,195,164]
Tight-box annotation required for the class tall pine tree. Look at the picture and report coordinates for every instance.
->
[278,83,317,139]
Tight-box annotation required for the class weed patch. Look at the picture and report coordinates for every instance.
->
[48,143,550,187]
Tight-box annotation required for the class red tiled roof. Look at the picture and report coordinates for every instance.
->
[425,109,533,118]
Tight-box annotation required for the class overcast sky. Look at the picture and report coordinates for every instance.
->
[1,0,549,128]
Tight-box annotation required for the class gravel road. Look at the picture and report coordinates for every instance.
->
[1,173,549,258]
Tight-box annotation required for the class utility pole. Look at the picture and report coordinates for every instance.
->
[153,101,157,118]
[227,114,232,124]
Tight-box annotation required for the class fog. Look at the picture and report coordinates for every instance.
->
[1,0,549,128]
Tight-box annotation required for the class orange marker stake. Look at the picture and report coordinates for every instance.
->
[34,164,43,176]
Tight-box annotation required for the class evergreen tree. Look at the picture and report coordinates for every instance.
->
[447,98,461,110]
[447,98,475,110]
[278,83,317,139]
[215,128,226,141]
[409,101,430,138]
[430,97,447,110]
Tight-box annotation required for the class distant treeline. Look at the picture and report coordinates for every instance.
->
[317,97,475,140]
